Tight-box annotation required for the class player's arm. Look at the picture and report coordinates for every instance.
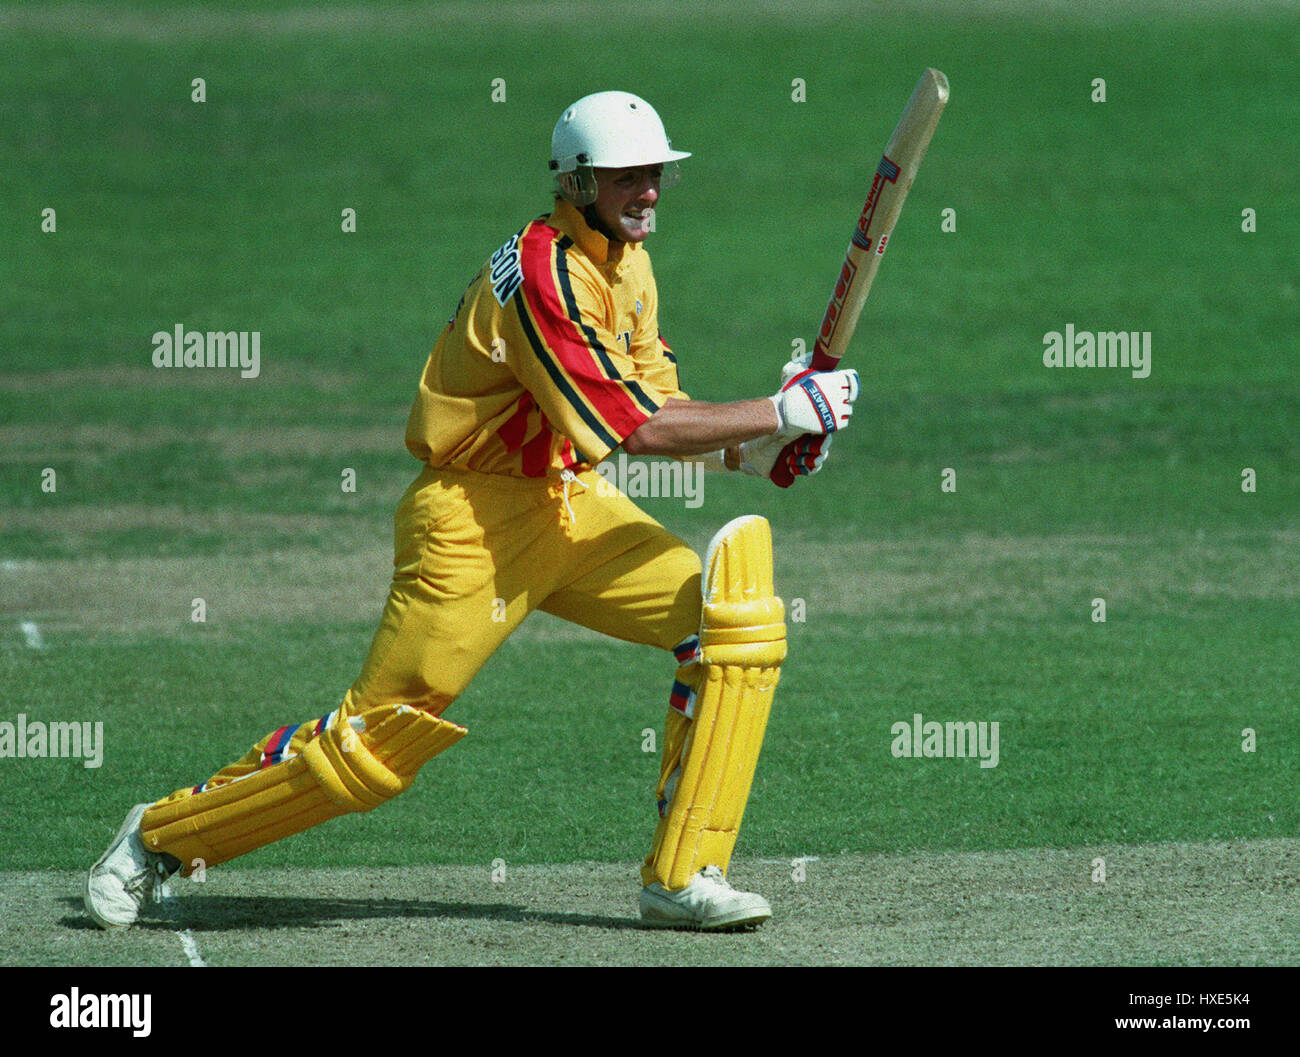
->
[625,263,860,469]
[621,397,777,457]
[624,366,859,466]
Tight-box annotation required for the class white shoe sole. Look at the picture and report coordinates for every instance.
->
[640,893,772,932]
[84,803,151,930]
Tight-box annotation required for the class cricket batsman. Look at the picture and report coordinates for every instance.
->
[85,91,860,931]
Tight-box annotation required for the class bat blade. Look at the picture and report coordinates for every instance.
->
[811,67,948,370]
[772,68,948,487]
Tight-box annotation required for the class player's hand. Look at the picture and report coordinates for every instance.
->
[738,432,833,482]
[771,368,859,438]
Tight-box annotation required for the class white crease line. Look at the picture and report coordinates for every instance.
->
[20,621,45,649]
[177,929,206,967]
[749,856,821,864]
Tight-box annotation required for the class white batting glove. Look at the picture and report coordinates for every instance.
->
[771,368,859,438]
[736,433,783,477]
[738,432,834,480]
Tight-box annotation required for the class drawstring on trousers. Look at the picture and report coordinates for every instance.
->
[559,468,587,524]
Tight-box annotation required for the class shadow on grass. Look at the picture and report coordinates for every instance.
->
[57,895,632,933]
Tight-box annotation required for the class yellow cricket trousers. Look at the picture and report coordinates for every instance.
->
[144,464,703,862]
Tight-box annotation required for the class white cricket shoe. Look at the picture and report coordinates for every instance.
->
[84,803,177,930]
[639,865,772,931]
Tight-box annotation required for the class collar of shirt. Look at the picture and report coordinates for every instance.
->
[546,198,642,274]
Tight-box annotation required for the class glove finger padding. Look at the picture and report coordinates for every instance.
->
[773,369,859,438]
[738,431,833,482]
[790,433,831,476]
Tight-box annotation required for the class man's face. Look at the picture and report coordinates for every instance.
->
[590,165,662,243]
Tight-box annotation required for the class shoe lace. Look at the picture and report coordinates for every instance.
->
[122,857,174,906]
[699,865,733,889]
[121,868,156,903]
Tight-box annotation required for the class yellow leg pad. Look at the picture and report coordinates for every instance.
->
[140,706,466,870]
[645,515,786,890]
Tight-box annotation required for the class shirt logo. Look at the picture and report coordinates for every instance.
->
[635,299,642,314]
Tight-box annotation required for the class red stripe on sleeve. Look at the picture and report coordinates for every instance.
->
[518,224,650,440]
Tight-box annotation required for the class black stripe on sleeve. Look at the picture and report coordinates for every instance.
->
[512,286,621,453]
[554,237,662,417]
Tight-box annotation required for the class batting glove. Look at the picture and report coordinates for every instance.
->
[771,368,859,439]
[738,431,834,482]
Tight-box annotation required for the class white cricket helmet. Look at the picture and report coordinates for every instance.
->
[550,91,691,205]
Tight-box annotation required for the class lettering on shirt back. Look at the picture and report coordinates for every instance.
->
[489,235,524,306]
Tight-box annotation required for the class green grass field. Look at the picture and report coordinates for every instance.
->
[1,0,1297,967]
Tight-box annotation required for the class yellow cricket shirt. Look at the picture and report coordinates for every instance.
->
[405,198,687,477]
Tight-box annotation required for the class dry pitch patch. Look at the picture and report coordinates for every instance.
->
[3,529,1293,643]
[7,840,1298,967]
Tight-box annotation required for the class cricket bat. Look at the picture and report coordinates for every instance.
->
[772,67,949,487]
